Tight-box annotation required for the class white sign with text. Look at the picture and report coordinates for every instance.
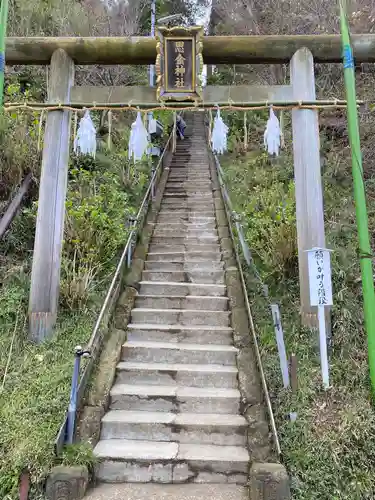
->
[306,247,333,390]
[307,248,333,307]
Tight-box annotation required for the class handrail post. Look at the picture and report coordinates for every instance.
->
[173,112,177,152]
[151,166,156,200]
[127,217,137,268]
[66,346,90,445]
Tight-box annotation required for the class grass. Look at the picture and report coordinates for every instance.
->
[0,268,95,498]
[221,110,375,499]
[0,125,164,499]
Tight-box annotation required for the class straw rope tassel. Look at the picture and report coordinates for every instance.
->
[73,110,78,147]
[280,110,285,149]
[37,110,45,152]
[107,110,112,150]
[208,109,213,147]
[244,112,248,151]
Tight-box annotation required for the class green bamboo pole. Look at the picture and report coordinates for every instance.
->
[339,0,375,396]
[0,0,9,106]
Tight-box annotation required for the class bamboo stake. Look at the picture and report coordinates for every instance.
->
[244,112,248,151]
[339,0,375,397]
[0,0,9,106]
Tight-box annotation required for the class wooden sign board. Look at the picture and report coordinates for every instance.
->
[156,26,204,102]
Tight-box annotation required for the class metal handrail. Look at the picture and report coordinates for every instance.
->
[57,127,174,451]
[212,150,282,456]
[86,131,173,353]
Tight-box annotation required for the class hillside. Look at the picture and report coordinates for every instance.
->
[216,90,375,500]
[207,3,375,496]
[1,0,375,499]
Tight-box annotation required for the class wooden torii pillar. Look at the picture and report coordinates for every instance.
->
[29,49,74,342]
[290,47,326,327]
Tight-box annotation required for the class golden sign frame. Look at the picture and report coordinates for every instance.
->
[155,25,204,102]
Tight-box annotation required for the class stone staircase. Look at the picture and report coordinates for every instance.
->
[93,113,251,486]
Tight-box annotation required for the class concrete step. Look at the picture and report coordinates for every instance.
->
[168,169,210,172]
[84,483,249,500]
[166,175,210,178]
[156,215,216,221]
[149,244,220,253]
[141,270,224,284]
[144,261,223,271]
[94,440,248,483]
[161,196,213,202]
[159,208,215,215]
[153,229,218,238]
[168,166,209,169]
[150,236,219,244]
[154,221,217,229]
[160,203,214,210]
[139,281,226,296]
[162,194,213,200]
[135,295,228,310]
[169,161,209,164]
[167,178,210,181]
[127,324,233,345]
[158,211,215,217]
[130,308,230,327]
[168,167,210,171]
[157,212,216,220]
[154,219,217,227]
[164,186,213,192]
[153,229,218,239]
[116,361,238,388]
[121,341,237,365]
[166,182,213,188]
[168,173,210,177]
[163,193,213,199]
[162,189,212,193]
[167,177,211,183]
[100,411,247,446]
[169,164,209,168]
[110,384,240,413]
[159,206,215,213]
[146,252,221,262]
[162,196,213,202]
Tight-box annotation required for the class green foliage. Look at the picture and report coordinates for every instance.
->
[60,443,97,471]
[222,150,297,277]
[65,166,129,267]
[222,109,375,499]
[0,82,42,200]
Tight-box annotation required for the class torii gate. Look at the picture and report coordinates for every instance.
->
[4,33,375,341]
